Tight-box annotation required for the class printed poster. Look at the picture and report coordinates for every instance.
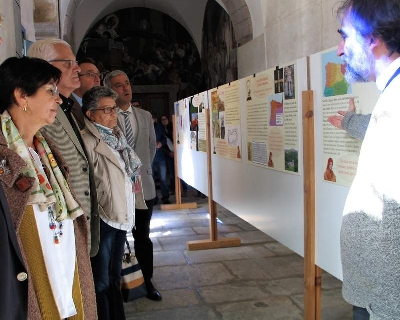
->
[175,98,190,149]
[210,81,242,161]
[188,91,209,152]
[245,61,300,174]
[321,48,378,186]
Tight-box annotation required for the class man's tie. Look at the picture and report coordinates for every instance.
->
[122,111,135,148]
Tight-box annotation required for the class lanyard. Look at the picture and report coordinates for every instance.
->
[383,67,400,91]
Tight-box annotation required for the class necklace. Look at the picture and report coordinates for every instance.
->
[27,145,63,244]
[48,205,63,244]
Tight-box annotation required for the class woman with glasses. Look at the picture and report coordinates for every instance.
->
[81,86,145,320]
[0,56,97,319]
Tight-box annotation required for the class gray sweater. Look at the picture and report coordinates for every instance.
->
[342,111,371,140]
[341,60,400,319]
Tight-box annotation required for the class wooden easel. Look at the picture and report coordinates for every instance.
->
[187,108,241,250]
[302,89,322,320]
[161,114,197,210]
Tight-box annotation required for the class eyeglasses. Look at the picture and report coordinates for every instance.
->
[42,84,59,98]
[92,106,117,114]
[49,59,79,69]
[79,72,103,80]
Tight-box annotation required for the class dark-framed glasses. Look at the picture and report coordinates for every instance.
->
[49,59,78,69]
[93,106,117,114]
[79,72,103,80]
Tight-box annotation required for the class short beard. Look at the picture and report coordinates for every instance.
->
[343,48,374,83]
[344,64,370,83]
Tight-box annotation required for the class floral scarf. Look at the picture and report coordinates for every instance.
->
[93,123,142,180]
[1,111,84,221]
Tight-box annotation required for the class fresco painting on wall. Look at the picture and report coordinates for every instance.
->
[77,1,237,98]
[78,8,203,98]
[201,0,238,90]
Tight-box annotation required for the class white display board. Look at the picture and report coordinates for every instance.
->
[177,146,209,196]
[209,58,308,256]
[175,94,209,196]
[310,48,379,279]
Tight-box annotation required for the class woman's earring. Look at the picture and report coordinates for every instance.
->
[22,102,27,112]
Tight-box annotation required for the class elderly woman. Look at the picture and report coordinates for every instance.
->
[81,86,144,320]
[0,56,97,319]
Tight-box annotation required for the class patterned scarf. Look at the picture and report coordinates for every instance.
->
[93,123,142,179]
[1,111,84,221]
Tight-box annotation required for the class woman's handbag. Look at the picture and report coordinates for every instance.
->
[120,239,147,302]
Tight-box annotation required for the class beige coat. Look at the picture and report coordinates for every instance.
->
[82,118,136,224]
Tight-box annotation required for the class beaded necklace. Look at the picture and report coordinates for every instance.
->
[28,146,63,244]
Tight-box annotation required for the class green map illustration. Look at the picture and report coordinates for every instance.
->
[322,50,351,96]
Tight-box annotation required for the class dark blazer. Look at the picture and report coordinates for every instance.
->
[0,183,28,320]
[70,93,85,130]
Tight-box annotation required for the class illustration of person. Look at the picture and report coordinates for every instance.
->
[324,157,336,182]
[246,79,252,101]
[268,151,274,167]
[237,146,241,158]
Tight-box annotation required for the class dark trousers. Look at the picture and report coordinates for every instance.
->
[91,220,127,320]
[166,156,187,192]
[152,155,169,200]
[353,306,370,320]
[133,199,154,280]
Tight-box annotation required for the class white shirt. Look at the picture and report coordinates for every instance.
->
[29,148,77,318]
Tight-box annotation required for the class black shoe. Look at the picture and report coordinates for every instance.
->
[145,280,162,301]
[161,197,171,204]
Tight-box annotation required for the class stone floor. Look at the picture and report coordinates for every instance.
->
[125,188,352,320]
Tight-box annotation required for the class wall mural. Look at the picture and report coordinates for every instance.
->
[201,0,238,89]
[77,2,237,99]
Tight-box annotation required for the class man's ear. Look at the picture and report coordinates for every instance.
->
[13,88,27,107]
[369,36,381,50]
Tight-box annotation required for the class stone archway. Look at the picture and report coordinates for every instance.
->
[60,0,253,47]
[219,0,253,46]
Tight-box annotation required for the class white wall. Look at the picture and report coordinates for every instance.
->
[263,0,340,68]
[0,0,16,62]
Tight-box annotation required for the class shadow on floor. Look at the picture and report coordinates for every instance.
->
[125,187,352,320]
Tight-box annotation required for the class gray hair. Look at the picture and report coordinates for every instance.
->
[82,86,118,115]
[103,70,128,88]
[27,38,71,61]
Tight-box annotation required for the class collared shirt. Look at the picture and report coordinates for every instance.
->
[376,57,400,92]
[71,92,82,107]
